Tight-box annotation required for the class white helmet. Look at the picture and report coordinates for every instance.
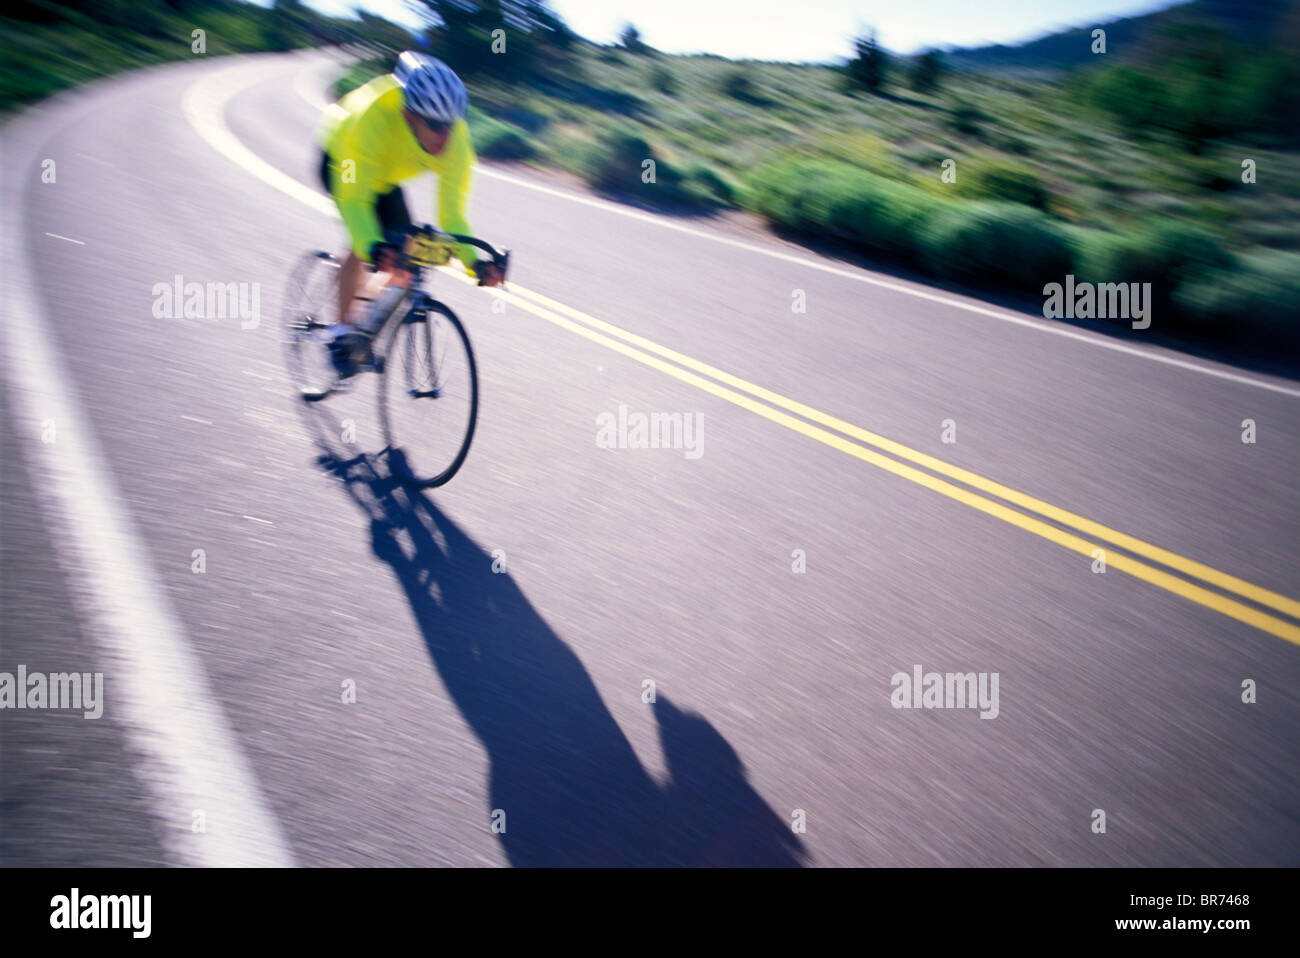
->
[394,51,468,126]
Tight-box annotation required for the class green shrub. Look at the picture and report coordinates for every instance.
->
[1185,200,1238,225]
[745,157,828,231]
[1068,221,1252,335]
[681,162,736,207]
[543,130,595,176]
[816,131,905,180]
[957,157,1051,210]
[565,126,716,208]
[721,68,765,104]
[649,65,679,96]
[1145,155,1239,196]
[494,102,551,133]
[681,116,734,145]
[745,158,1279,347]
[575,126,655,193]
[948,101,986,137]
[1236,220,1300,251]
[1172,250,1300,347]
[992,132,1035,157]
[200,10,268,51]
[1076,220,1234,312]
[467,111,535,160]
[1067,227,1129,285]
[1085,66,1172,135]
[746,156,944,260]
[910,50,944,95]
[918,202,1073,290]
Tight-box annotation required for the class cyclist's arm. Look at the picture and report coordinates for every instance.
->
[326,89,400,264]
[331,158,388,263]
[436,120,479,275]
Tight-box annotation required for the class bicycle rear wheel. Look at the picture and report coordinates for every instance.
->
[378,298,478,487]
[282,251,342,401]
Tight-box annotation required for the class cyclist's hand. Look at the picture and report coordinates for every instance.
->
[370,241,401,273]
[475,261,504,287]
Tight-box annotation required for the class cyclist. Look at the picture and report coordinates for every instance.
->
[317,51,503,376]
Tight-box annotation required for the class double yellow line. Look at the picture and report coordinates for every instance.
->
[467,276,1300,646]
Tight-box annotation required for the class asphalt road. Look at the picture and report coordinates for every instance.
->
[2,50,1298,867]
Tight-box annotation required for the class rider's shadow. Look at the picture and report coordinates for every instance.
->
[301,405,807,866]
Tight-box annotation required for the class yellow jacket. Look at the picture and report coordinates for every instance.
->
[319,74,477,271]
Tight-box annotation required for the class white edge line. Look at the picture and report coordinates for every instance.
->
[3,96,295,867]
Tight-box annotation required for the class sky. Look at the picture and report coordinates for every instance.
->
[297,0,1187,61]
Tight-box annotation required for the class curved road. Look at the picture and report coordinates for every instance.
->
[2,50,1298,867]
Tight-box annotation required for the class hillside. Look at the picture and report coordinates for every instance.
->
[940,0,1294,72]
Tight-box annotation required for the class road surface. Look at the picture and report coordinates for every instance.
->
[2,51,1298,867]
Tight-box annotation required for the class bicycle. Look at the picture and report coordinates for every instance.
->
[282,226,510,488]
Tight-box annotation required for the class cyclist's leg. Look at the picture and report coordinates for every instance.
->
[318,152,367,327]
[327,182,415,375]
[336,184,413,329]
[317,151,370,377]
[337,253,366,326]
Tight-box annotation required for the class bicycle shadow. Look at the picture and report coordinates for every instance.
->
[298,403,808,866]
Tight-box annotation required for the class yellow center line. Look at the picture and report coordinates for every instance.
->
[462,278,1300,645]
[501,281,1300,623]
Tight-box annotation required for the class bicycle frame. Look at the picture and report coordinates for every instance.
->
[368,226,508,388]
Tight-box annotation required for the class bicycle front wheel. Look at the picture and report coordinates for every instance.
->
[378,299,478,488]
[282,251,343,402]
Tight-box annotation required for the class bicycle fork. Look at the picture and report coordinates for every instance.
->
[402,296,444,399]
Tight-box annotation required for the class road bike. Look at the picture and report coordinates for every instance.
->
[282,226,509,487]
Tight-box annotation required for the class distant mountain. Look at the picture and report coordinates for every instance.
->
[936,0,1296,73]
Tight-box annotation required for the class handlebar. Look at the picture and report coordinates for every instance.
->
[396,225,510,285]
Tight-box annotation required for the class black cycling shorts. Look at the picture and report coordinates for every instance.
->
[318,150,412,255]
